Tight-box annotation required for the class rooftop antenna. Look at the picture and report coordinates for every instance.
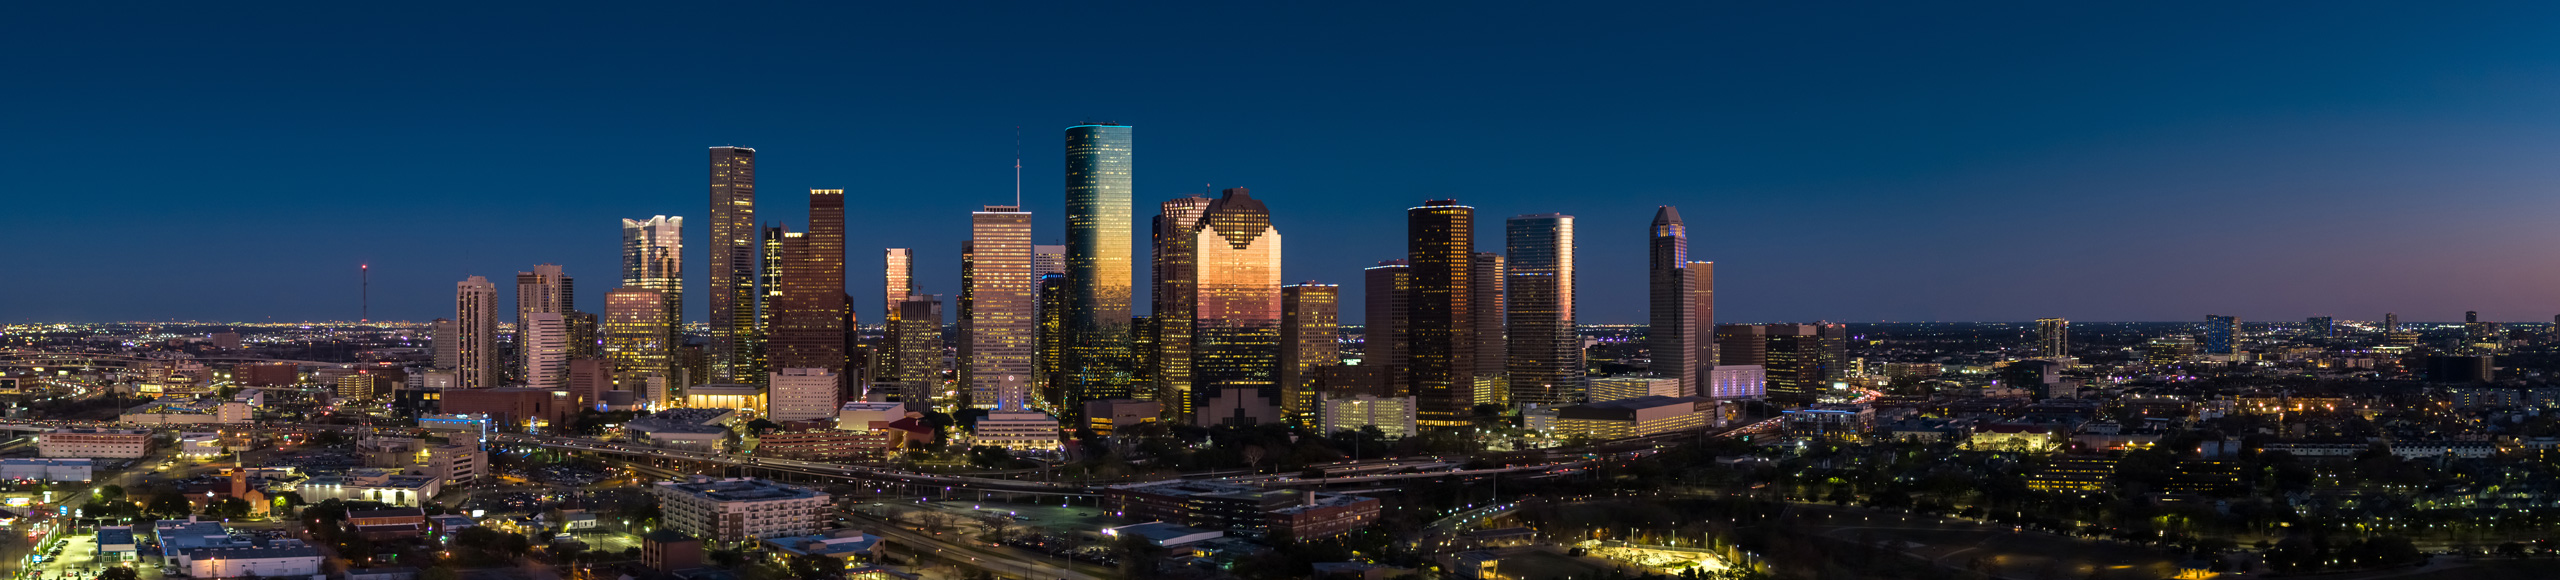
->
[360,264,370,323]
[1013,126,1023,208]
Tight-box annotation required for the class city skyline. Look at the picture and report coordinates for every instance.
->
[15,4,2560,325]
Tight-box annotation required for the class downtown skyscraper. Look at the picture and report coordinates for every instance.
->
[515,264,574,388]
[1505,214,1582,406]
[1648,206,1713,395]
[454,275,499,389]
[1149,194,1212,417]
[769,190,850,384]
[1362,259,1411,395]
[967,205,1036,410]
[604,287,673,402]
[1187,188,1284,424]
[1065,124,1137,411]
[1280,283,1340,421]
[707,146,758,384]
[1470,252,1506,407]
[621,215,684,383]
[1409,200,1476,426]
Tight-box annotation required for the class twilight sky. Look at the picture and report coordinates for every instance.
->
[8,2,2560,325]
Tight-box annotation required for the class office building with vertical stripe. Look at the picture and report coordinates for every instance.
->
[1504,214,1581,405]
[1648,207,1704,395]
[1280,283,1340,421]
[1469,252,1507,407]
[514,264,574,385]
[707,146,757,384]
[1065,124,1137,413]
[1361,260,1410,396]
[770,190,848,388]
[604,288,673,401]
[455,276,499,389]
[1407,200,1475,426]
[968,205,1036,410]
[1150,195,1212,418]
[621,216,684,356]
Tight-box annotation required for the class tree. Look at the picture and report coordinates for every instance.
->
[207,497,254,519]
[146,492,193,519]
[747,418,783,435]
[99,567,140,580]
[420,567,461,580]
[98,485,126,503]
[1113,531,1168,580]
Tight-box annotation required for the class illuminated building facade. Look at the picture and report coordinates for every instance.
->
[521,312,567,389]
[1504,214,1582,406]
[770,190,848,382]
[514,264,574,383]
[604,288,673,401]
[621,215,684,359]
[1065,124,1138,415]
[889,295,942,401]
[1150,195,1212,419]
[1361,260,1410,395]
[454,276,498,389]
[1469,252,1506,406]
[1407,199,1475,426]
[2036,317,2069,358]
[2204,314,2238,354]
[968,205,1035,410]
[1647,206,1707,395]
[708,146,758,384]
[1188,188,1283,423]
[1279,283,1339,421]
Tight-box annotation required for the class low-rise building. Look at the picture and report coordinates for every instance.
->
[971,411,1062,451]
[348,507,428,541]
[1081,399,1160,436]
[651,478,829,545]
[836,401,908,432]
[0,458,93,482]
[685,384,768,417]
[1105,480,1382,539]
[427,444,484,486]
[754,429,899,462]
[178,545,323,579]
[761,529,885,564]
[1318,394,1418,439]
[1968,424,2063,452]
[2028,456,2116,493]
[1553,396,1714,441]
[38,428,151,458]
[626,408,736,452]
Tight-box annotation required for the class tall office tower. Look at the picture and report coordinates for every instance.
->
[621,215,684,347]
[566,312,600,360]
[1469,252,1508,406]
[1150,195,1213,418]
[884,249,914,325]
[1188,188,1284,424]
[2035,318,2070,358]
[1505,214,1581,406]
[1034,245,1066,277]
[2203,315,2238,354]
[455,276,499,389]
[521,313,568,389]
[432,318,459,371]
[1761,323,1848,403]
[1036,273,1070,405]
[1280,283,1341,421]
[1648,207,1704,394]
[1408,199,1476,426]
[1689,262,1715,371]
[770,190,849,382]
[2467,311,2480,324]
[1065,124,1137,414]
[967,205,1036,410]
[2305,316,2335,338]
[603,289,673,400]
[1716,325,1769,366]
[2384,312,2399,333]
[707,146,758,384]
[956,241,975,394]
[1361,260,1411,395]
[889,295,945,401]
[515,264,574,381]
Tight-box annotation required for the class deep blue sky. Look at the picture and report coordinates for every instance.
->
[9,2,2560,325]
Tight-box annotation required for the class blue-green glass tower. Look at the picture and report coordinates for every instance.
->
[1066,124,1136,413]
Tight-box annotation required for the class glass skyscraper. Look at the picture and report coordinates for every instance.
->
[2204,315,2238,354]
[707,146,757,384]
[1408,200,1476,426]
[1505,214,1582,405]
[769,190,848,382]
[968,205,1036,411]
[1150,195,1212,418]
[1065,124,1136,412]
[1190,189,1284,418]
[1648,206,1707,395]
